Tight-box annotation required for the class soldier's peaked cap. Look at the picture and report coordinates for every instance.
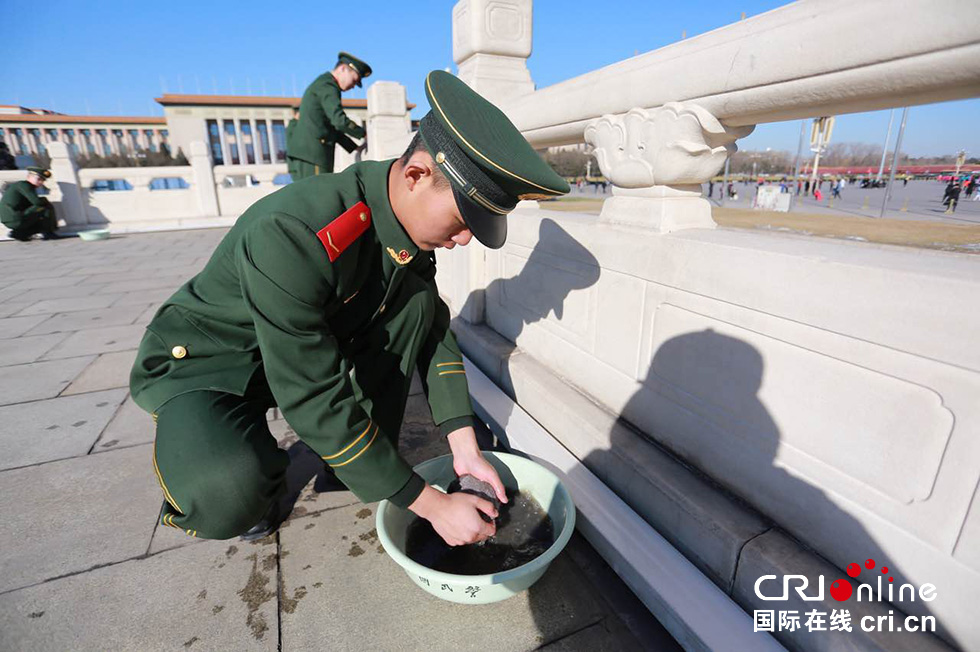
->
[337,52,372,87]
[27,166,51,179]
[418,70,569,249]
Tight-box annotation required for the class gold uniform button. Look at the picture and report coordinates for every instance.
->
[435,151,446,164]
[171,345,187,359]
[320,138,326,144]
[379,304,386,314]
[359,212,367,222]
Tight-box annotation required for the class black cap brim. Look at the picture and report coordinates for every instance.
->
[452,185,507,249]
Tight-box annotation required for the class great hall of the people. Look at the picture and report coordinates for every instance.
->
[0,93,412,166]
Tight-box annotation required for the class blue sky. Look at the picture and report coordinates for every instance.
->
[2,0,976,157]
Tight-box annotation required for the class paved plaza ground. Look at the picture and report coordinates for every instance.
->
[570,179,980,225]
[554,180,980,254]
[0,231,678,651]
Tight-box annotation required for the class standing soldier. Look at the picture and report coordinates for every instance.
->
[286,52,371,180]
[131,71,570,543]
[285,107,300,179]
[1,166,64,241]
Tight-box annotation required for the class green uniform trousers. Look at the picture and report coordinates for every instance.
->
[153,272,435,540]
[288,156,333,182]
[2,204,57,240]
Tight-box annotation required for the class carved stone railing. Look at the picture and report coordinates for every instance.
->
[442,2,980,651]
[455,0,980,233]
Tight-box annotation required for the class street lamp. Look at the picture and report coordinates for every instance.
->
[808,116,835,194]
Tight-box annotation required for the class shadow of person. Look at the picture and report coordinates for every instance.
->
[459,238,953,650]
[581,329,948,650]
[458,217,601,399]
[454,218,680,648]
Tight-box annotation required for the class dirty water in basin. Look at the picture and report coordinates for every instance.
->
[405,488,555,575]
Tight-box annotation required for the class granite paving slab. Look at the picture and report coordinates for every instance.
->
[134,304,159,326]
[40,323,147,359]
[278,502,607,652]
[0,536,279,652]
[0,332,68,365]
[111,287,176,307]
[14,293,125,316]
[96,276,193,295]
[8,283,110,303]
[0,314,51,339]
[2,275,85,293]
[77,271,183,286]
[146,516,211,555]
[62,349,138,395]
[0,388,127,470]
[0,300,34,318]
[30,304,148,335]
[0,444,162,593]
[0,355,95,406]
[0,286,28,303]
[92,394,155,453]
[537,619,640,651]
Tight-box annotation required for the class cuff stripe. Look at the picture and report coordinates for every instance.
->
[322,421,373,460]
[328,425,380,468]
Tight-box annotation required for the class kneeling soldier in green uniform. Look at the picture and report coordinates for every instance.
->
[286,52,370,181]
[131,71,569,544]
[1,166,64,241]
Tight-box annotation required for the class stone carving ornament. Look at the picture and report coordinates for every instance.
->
[584,102,754,190]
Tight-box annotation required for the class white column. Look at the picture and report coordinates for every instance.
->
[249,119,259,164]
[266,119,276,163]
[30,128,42,155]
[190,140,219,216]
[218,119,231,165]
[236,119,248,165]
[366,81,411,161]
[452,0,535,105]
[46,141,87,227]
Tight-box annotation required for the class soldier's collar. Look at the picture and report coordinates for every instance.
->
[358,160,420,267]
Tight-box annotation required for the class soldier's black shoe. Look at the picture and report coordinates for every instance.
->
[41,231,67,240]
[239,500,286,542]
[313,464,346,493]
[7,230,32,242]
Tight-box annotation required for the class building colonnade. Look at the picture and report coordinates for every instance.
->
[0,124,170,159]
[204,116,289,166]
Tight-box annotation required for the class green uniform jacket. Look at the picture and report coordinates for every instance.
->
[130,160,476,507]
[288,73,364,167]
[1,180,48,228]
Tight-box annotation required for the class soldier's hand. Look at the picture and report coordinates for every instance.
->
[448,427,508,504]
[409,485,497,546]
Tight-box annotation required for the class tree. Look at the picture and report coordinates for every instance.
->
[76,150,189,169]
[543,149,592,177]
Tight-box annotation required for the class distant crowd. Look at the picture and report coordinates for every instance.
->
[704,172,978,213]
